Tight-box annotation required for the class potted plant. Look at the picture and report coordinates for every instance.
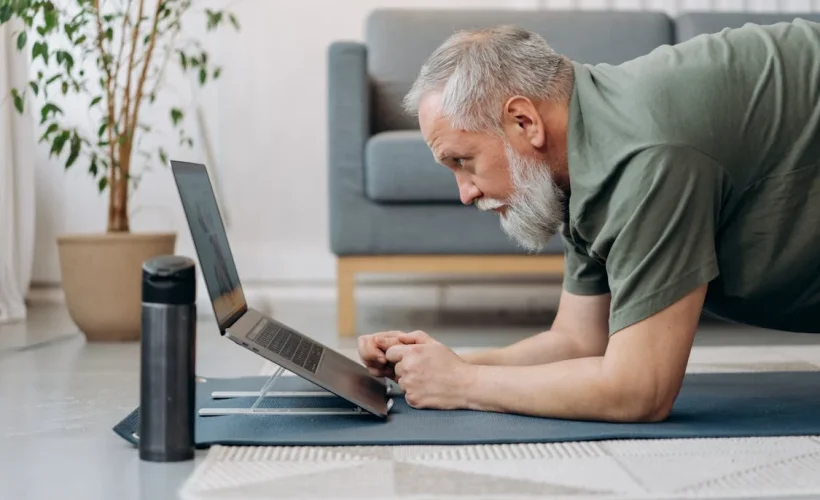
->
[1,0,239,341]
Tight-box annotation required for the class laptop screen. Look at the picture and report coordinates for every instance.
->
[171,161,247,330]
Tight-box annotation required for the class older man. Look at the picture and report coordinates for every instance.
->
[357,19,820,422]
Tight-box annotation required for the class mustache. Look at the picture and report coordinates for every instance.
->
[475,198,506,211]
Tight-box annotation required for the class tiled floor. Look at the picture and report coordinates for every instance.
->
[1,301,819,500]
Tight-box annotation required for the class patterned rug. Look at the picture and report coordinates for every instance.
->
[179,346,820,499]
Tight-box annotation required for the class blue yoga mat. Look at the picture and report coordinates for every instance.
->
[114,371,820,448]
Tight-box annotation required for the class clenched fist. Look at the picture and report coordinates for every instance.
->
[357,330,410,379]
[384,330,474,410]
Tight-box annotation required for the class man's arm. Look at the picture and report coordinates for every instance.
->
[459,284,705,422]
[460,290,611,366]
[385,284,705,421]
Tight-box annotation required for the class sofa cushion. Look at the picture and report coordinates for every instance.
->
[365,9,674,132]
[676,12,820,42]
[365,131,459,202]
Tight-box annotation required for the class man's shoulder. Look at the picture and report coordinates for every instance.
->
[567,144,727,248]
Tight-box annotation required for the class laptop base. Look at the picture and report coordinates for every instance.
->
[197,366,379,417]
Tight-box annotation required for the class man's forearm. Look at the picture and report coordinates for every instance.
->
[460,329,602,366]
[457,356,667,422]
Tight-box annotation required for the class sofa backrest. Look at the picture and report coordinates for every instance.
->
[676,11,820,41]
[365,9,674,133]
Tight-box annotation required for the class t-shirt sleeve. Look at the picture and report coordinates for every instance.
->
[561,222,610,296]
[602,145,724,335]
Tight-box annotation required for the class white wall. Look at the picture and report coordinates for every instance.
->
[29,0,817,290]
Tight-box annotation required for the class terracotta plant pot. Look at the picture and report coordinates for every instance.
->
[57,232,177,342]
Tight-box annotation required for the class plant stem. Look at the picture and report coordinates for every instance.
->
[93,0,125,232]
[112,0,134,129]
[121,0,144,143]
[129,0,162,139]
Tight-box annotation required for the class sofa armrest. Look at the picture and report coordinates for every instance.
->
[327,41,369,197]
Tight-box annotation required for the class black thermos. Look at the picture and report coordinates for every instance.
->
[139,255,197,462]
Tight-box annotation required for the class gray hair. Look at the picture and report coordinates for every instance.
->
[403,25,574,132]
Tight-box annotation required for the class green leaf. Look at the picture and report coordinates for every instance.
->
[179,51,187,70]
[50,130,70,157]
[44,8,58,33]
[213,67,221,79]
[89,154,98,176]
[40,102,63,124]
[61,81,68,94]
[75,34,86,45]
[57,51,74,72]
[45,74,61,85]
[29,81,39,96]
[98,122,107,137]
[170,108,183,126]
[90,96,102,108]
[16,31,26,50]
[206,9,222,30]
[40,122,59,141]
[0,6,12,24]
[98,176,108,192]
[66,133,81,168]
[32,41,48,64]
[159,148,168,165]
[11,88,23,114]
[229,13,240,30]
[199,67,206,85]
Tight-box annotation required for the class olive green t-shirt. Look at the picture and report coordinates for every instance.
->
[562,19,820,335]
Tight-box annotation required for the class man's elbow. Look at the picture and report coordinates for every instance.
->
[604,383,677,423]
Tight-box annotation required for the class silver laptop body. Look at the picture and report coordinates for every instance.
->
[171,160,391,418]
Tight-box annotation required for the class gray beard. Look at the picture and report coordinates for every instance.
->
[478,144,566,252]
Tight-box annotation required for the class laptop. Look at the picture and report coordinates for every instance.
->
[170,160,393,418]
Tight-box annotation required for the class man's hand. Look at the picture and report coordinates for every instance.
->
[358,330,407,379]
[384,331,472,410]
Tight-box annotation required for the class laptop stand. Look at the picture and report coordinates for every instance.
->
[198,366,369,416]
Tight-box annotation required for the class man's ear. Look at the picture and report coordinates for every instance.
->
[502,96,546,149]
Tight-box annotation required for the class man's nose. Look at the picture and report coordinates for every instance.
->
[457,180,481,206]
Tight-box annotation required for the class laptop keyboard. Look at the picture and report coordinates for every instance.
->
[249,322,323,373]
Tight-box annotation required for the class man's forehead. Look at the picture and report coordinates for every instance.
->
[418,93,446,137]
[417,93,466,156]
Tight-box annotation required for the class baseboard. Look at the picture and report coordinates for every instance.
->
[26,280,563,318]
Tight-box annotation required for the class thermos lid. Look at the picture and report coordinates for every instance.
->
[142,255,196,305]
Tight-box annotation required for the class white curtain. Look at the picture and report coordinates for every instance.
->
[0,19,36,324]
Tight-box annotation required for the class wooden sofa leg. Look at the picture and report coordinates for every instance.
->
[337,258,356,337]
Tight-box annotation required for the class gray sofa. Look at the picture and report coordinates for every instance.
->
[327,9,820,336]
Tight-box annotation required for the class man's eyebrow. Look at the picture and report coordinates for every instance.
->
[435,151,458,163]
